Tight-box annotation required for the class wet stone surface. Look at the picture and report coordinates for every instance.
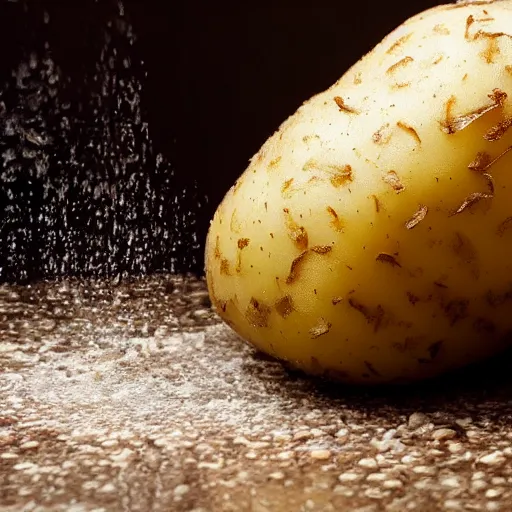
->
[1,275,512,511]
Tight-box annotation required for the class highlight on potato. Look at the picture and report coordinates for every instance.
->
[205,0,512,384]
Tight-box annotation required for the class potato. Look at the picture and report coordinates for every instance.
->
[205,0,512,384]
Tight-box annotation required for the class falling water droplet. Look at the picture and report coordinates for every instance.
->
[0,1,205,283]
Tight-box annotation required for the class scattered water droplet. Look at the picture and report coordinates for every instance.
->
[0,1,205,284]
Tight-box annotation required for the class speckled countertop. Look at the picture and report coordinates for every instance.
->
[1,275,512,512]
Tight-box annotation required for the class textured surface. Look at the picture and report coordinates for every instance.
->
[1,275,512,512]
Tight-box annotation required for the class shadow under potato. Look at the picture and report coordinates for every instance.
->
[245,343,512,412]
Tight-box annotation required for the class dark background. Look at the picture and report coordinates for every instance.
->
[0,0,445,283]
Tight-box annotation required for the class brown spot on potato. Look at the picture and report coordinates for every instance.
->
[311,246,333,255]
[386,56,414,75]
[418,340,444,364]
[441,89,507,134]
[286,250,309,284]
[283,208,309,250]
[232,178,243,194]
[481,37,500,64]
[386,33,412,54]
[441,96,457,134]
[303,160,354,187]
[309,318,332,339]
[237,238,250,249]
[371,195,381,213]
[354,72,362,85]
[348,298,385,333]
[506,65,512,76]
[469,146,512,171]
[427,340,443,360]
[376,253,401,268]
[372,124,392,145]
[326,206,344,232]
[444,300,469,326]
[464,14,498,41]
[364,361,381,377]
[393,337,421,353]
[483,173,495,195]
[332,297,343,305]
[290,226,308,249]
[275,295,294,318]
[487,287,512,308]
[333,96,359,114]
[397,121,421,145]
[484,117,512,141]
[473,317,496,333]
[487,88,507,105]
[220,258,231,276]
[465,15,476,40]
[468,151,492,171]
[269,156,282,169]
[286,245,333,284]
[281,178,294,196]
[246,298,272,328]
[432,54,444,65]
[383,171,405,193]
[214,236,221,259]
[467,19,512,62]
[391,82,411,90]
[407,292,420,305]
[434,281,449,289]
[497,217,512,236]
[330,165,353,187]
[433,24,450,35]
[405,205,428,230]
[450,192,493,216]
[235,238,250,273]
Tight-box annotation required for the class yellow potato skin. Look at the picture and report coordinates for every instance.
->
[205,0,512,384]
